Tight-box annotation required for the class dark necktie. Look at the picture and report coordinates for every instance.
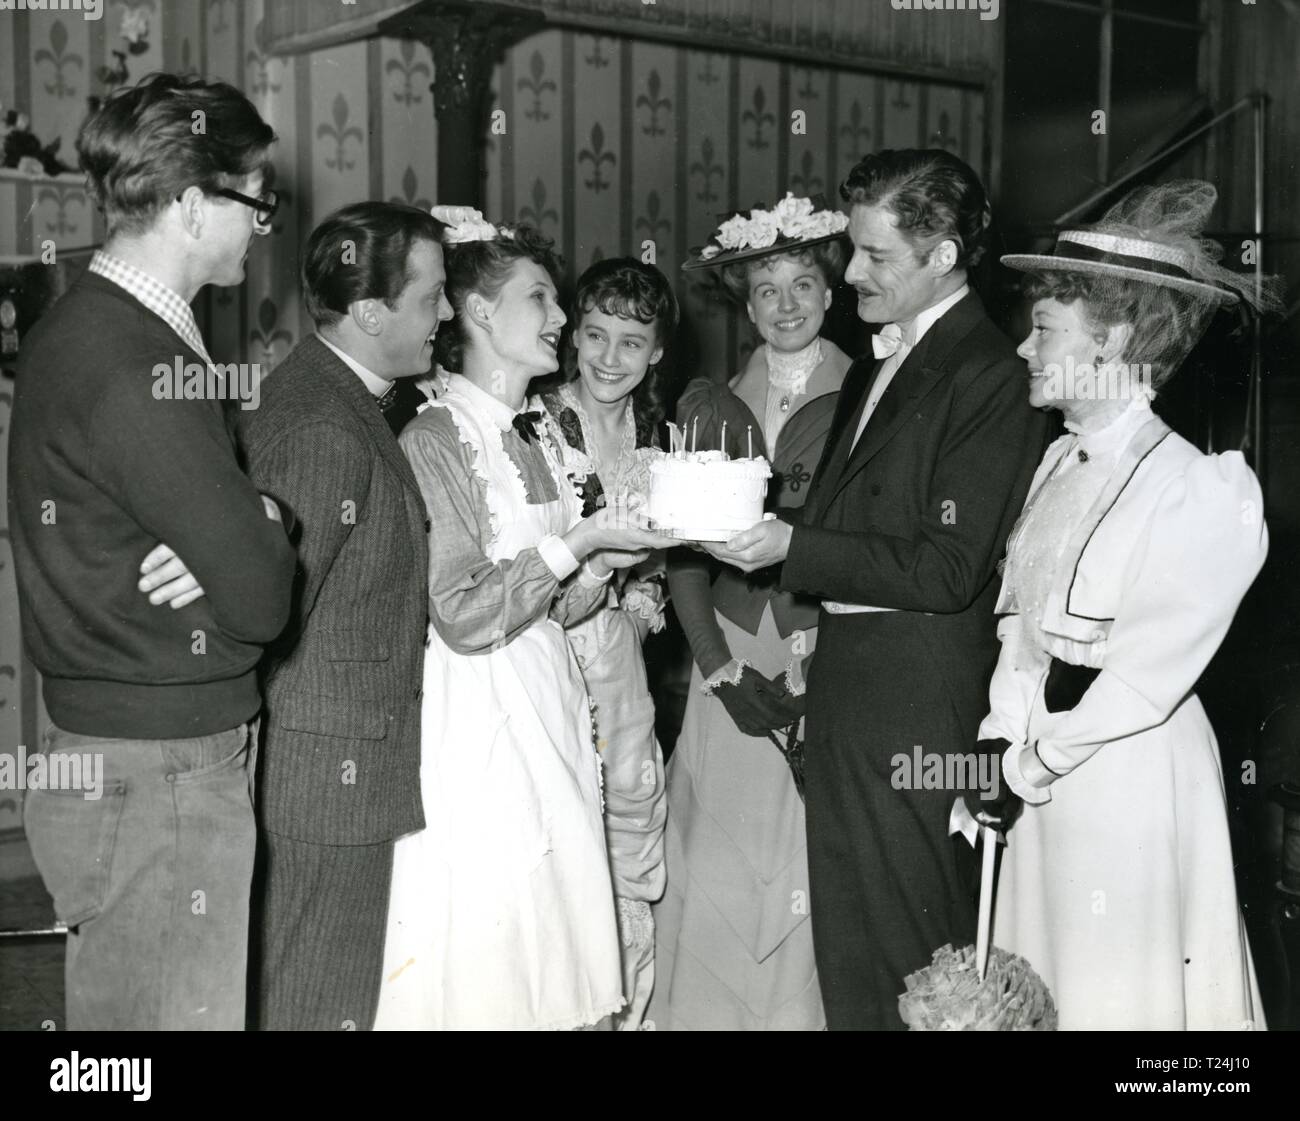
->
[378,379,427,436]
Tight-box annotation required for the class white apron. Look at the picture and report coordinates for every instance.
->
[375,392,623,1030]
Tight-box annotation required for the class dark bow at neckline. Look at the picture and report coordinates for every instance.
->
[511,409,543,444]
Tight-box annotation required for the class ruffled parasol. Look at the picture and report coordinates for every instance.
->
[898,825,1057,1031]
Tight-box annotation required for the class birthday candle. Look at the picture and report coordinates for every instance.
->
[720,421,727,459]
[692,417,698,453]
[747,425,753,459]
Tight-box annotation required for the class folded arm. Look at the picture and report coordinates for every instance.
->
[91,384,296,643]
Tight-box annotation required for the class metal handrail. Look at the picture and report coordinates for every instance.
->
[1054,95,1260,225]
[0,923,67,938]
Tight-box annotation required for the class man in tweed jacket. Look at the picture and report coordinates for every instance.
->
[240,203,452,1030]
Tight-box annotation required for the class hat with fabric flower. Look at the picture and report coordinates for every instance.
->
[681,192,850,272]
[430,205,509,244]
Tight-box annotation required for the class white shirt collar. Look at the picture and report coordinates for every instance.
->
[316,332,391,398]
[901,283,970,347]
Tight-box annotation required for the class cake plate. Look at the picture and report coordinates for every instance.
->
[656,513,775,543]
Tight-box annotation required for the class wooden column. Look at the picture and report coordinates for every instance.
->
[385,2,543,208]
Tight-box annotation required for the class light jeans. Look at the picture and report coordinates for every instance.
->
[22,720,258,1030]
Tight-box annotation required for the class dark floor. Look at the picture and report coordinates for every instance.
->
[4,845,1294,1030]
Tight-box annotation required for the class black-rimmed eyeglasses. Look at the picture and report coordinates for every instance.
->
[213,187,280,228]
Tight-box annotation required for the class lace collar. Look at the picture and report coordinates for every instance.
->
[558,382,636,484]
[765,337,822,396]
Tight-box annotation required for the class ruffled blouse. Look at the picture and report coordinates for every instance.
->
[534,384,660,517]
[532,384,668,635]
[1003,398,1157,667]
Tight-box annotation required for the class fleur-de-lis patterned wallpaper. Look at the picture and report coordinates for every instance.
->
[2,0,987,378]
[482,30,985,378]
[0,3,986,825]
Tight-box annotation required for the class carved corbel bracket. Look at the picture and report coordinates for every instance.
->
[386,2,544,126]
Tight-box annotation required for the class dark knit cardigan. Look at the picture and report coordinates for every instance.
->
[8,270,296,738]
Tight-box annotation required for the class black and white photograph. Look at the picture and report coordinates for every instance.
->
[0,0,1297,1067]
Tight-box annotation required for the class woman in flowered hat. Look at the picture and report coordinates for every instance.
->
[648,194,852,1030]
[374,209,673,1030]
[964,180,1278,1029]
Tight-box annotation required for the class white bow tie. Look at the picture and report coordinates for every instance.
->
[872,322,911,360]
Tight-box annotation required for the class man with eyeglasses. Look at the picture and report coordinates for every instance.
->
[7,73,296,1030]
[214,185,280,229]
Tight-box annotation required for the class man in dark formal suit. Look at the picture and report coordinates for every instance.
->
[240,202,452,1030]
[707,150,1049,1029]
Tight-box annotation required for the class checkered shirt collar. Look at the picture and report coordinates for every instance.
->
[88,250,215,368]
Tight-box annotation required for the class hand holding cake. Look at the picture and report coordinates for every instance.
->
[702,516,793,573]
[566,501,674,573]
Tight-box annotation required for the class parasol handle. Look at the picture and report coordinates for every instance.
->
[976,823,997,981]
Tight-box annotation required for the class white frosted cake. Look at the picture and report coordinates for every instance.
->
[647,449,772,541]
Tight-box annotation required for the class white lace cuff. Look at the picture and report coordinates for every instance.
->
[537,533,579,581]
[784,658,807,697]
[700,658,750,695]
[1003,740,1053,805]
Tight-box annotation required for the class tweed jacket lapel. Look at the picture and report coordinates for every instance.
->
[299,336,425,508]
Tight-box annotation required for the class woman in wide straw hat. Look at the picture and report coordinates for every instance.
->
[966,179,1277,1029]
[648,194,851,1030]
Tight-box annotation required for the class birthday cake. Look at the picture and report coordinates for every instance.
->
[647,449,772,541]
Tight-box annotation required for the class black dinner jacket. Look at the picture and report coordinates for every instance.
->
[782,288,1049,645]
[238,336,428,845]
